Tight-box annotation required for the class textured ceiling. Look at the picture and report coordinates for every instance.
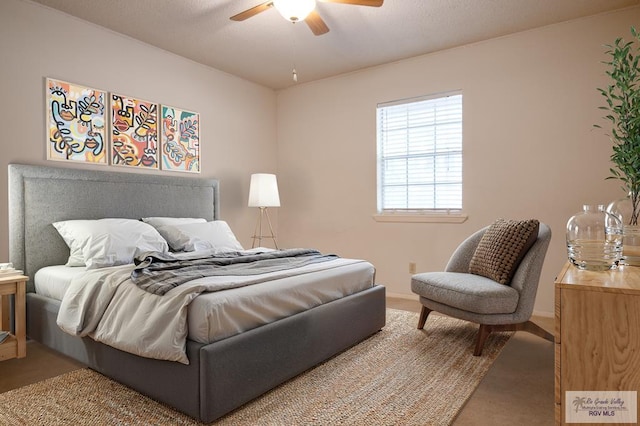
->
[29,0,639,90]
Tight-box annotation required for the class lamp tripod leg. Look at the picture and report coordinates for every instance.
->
[251,207,265,248]
[264,209,279,250]
[251,207,278,250]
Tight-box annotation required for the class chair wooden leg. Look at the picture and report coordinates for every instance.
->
[474,324,492,356]
[417,306,432,329]
[474,320,554,356]
[519,321,554,342]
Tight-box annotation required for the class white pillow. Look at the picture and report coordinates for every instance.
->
[156,221,244,253]
[53,219,169,269]
[141,217,207,228]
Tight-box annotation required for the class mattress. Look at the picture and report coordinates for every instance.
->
[35,258,375,344]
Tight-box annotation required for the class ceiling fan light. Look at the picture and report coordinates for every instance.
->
[273,0,316,22]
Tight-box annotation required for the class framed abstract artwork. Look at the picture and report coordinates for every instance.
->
[160,105,200,173]
[111,93,159,169]
[46,78,107,164]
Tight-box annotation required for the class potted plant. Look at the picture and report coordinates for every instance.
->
[597,27,640,263]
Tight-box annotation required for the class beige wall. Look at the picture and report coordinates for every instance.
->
[276,7,640,315]
[0,0,278,261]
[3,0,639,316]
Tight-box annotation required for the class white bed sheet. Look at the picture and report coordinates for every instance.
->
[35,258,375,344]
[35,265,86,300]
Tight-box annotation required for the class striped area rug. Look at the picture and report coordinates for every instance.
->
[0,309,510,425]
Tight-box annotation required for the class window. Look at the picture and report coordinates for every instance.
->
[376,92,463,217]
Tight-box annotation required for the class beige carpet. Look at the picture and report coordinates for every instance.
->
[0,309,510,425]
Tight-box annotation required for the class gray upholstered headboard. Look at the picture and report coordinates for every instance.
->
[8,164,220,292]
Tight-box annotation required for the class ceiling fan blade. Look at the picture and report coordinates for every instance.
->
[319,0,383,7]
[230,1,274,21]
[305,10,330,36]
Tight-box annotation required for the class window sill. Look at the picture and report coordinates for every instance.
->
[372,213,468,224]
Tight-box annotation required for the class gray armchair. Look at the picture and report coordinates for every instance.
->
[411,222,553,356]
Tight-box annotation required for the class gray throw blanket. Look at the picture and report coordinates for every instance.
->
[132,249,339,295]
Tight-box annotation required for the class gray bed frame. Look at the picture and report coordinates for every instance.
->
[8,163,386,423]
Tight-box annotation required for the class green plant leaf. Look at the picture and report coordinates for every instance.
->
[597,26,640,223]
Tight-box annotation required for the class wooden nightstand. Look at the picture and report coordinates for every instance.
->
[555,262,640,425]
[0,274,27,361]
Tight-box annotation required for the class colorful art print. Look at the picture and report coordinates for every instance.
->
[160,105,200,173]
[46,78,107,164]
[111,93,159,169]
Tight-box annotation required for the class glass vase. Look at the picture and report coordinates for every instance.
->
[607,194,640,266]
[566,204,623,271]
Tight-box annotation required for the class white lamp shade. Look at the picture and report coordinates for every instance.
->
[273,0,316,22]
[248,173,281,207]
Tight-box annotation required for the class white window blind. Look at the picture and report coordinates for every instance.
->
[376,92,462,213]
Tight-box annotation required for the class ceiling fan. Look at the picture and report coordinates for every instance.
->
[230,0,384,36]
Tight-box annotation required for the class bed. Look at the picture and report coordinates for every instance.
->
[8,163,386,423]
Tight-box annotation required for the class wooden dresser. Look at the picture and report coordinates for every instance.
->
[555,262,640,425]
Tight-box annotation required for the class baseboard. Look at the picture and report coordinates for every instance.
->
[386,292,418,301]
[532,309,554,319]
[386,293,555,319]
